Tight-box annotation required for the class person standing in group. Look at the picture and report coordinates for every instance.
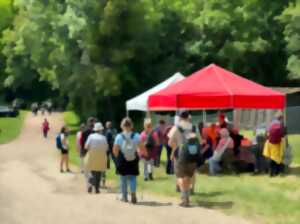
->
[85,122,108,194]
[263,112,285,177]
[113,118,141,204]
[103,121,117,186]
[76,124,86,173]
[168,111,201,207]
[59,126,71,173]
[154,119,167,167]
[208,128,234,175]
[140,118,159,181]
[164,125,174,175]
[42,118,50,138]
[81,118,97,187]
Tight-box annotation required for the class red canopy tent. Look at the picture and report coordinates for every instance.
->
[148,64,285,110]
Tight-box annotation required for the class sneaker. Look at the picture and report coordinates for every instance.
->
[66,169,72,173]
[131,193,137,204]
[60,169,64,173]
[120,197,128,203]
[144,177,149,181]
[88,186,93,194]
[95,189,100,194]
[149,173,154,180]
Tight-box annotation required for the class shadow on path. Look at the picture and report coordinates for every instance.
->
[137,201,173,207]
[195,200,233,209]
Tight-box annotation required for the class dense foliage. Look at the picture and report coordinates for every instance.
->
[0,0,299,121]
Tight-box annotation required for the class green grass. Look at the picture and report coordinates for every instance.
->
[0,111,27,144]
[64,111,300,224]
[64,111,81,165]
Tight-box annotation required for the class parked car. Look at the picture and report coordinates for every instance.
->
[0,106,19,117]
[12,98,26,110]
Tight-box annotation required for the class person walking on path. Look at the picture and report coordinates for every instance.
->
[85,122,108,194]
[103,121,117,186]
[42,118,50,138]
[76,124,86,173]
[263,112,285,177]
[59,126,71,173]
[168,111,201,207]
[140,118,159,181]
[113,118,141,204]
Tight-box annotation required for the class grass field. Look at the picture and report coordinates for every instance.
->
[0,111,27,144]
[64,111,300,224]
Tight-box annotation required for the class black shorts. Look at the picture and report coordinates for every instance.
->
[61,149,69,155]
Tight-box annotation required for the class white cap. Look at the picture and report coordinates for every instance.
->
[93,122,104,131]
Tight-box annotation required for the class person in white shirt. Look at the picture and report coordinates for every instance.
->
[85,122,108,194]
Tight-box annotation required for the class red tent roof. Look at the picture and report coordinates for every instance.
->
[148,64,285,110]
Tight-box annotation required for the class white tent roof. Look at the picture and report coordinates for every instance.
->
[126,72,185,111]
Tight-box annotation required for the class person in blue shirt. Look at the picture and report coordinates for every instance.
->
[113,118,142,204]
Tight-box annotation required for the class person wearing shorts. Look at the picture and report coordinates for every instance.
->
[168,111,197,207]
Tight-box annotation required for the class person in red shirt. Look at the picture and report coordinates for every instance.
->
[42,118,50,138]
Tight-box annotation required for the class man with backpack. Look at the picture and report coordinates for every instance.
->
[140,118,159,181]
[113,118,142,204]
[263,112,285,177]
[168,111,201,207]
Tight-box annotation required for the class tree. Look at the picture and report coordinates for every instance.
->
[2,0,151,119]
[279,0,300,80]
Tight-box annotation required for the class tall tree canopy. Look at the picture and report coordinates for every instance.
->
[0,0,299,121]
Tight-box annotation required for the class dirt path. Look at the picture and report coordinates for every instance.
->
[0,113,251,224]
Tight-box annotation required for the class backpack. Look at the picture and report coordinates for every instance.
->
[121,133,137,161]
[56,134,62,150]
[269,123,283,144]
[178,126,201,163]
[144,131,156,152]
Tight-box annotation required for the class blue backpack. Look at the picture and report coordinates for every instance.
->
[56,134,62,150]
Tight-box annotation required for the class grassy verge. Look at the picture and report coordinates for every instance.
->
[0,111,27,144]
[63,111,81,165]
[64,111,300,224]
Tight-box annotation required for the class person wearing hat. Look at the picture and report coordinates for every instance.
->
[168,110,199,207]
[85,122,108,194]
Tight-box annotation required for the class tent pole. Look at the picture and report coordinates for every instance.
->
[126,110,129,118]
[146,110,151,119]
[283,107,288,146]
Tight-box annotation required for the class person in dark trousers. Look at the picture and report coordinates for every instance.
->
[85,122,108,194]
[154,119,167,167]
[263,112,285,177]
[60,126,71,173]
[103,121,117,186]
[80,117,97,187]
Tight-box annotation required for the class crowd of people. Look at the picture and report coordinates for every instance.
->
[54,110,289,207]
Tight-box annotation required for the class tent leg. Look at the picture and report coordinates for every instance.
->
[283,107,288,146]
[146,111,151,119]
[202,110,206,124]
[126,110,129,118]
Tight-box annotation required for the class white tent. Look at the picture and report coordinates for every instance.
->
[126,72,184,112]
